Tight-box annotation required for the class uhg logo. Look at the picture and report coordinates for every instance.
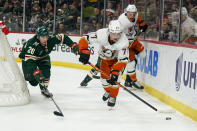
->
[175,53,196,91]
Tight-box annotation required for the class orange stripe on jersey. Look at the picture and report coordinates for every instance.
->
[78,37,89,52]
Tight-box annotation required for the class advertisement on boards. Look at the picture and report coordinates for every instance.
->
[174,49,197,109]
[7,33,99,64]
[136,41,197,110]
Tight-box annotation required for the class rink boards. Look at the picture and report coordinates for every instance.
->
[7,32,197,122]
[135,40,197,122]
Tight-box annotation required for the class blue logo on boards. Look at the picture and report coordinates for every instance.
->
[175,53,183,91]
[136,49,158,77]
[175,53,196,91]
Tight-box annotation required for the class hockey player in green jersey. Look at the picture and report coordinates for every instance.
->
[19,26,90,97]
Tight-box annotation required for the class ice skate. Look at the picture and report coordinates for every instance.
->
[80,75,92,87]
[41,88,53,98]
[107,97,116,107]
[102,91,110,101]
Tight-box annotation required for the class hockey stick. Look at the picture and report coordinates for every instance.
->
[42,87,64,117]
[50,96,64,117]
[88,62,175,114]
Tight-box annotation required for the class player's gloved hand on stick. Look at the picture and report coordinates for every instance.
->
[139,24,148,32]
[107,70,119,85]
[79,49,90,64]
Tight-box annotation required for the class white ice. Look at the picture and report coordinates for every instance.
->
[0,65,197,131]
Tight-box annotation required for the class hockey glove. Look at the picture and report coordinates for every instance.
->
[107,70,119,85]
[0,21,9,35]
[33,70,47,84]
[139,24,148,32]
[71,42,78,54]
[79,49,90,64]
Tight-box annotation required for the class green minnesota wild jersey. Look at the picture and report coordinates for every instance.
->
[19,34,77,61]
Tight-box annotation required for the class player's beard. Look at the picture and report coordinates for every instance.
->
[127,12,136,22]
[127,16,135,22]
[109,33,121,44]
[39,36,48,45]
[40,41,47,46]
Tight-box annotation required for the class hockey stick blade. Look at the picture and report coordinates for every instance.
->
[54,111,64,117]
[50,96,64,117]
[157,109,176,114]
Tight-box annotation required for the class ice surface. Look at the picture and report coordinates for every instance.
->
[0,64,196,131]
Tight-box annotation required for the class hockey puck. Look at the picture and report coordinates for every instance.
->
[166,117,171,120]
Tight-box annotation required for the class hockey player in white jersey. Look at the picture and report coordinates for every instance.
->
[118,4,148,89]
[78,20,129,107]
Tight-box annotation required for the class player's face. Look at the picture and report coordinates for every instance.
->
[39,36,49,45]
[109,32,121,43]
[181,15,187,22]
[127,12,136,22]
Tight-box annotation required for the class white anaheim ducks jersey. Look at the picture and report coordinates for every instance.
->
[88,28,129,62]
[118,12,138,40]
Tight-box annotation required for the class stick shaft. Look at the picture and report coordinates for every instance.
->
[50,96,64,115]
[88,62,158,112]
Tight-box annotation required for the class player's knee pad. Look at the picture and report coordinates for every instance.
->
[29,80,39,86]
[126,61,136,73]
[137,49,146,58]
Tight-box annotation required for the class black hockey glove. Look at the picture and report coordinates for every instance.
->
[79,49,90,64]
[139,24,148,32]
[107,70,119,85]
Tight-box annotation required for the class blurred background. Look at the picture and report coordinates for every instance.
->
[0,0,196,44]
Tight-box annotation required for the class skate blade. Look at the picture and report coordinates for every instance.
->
[79,86,87,88]
[108,107,114,111]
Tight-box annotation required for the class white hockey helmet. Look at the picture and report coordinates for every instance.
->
[108,20,122,34]
[126,4,137,13]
